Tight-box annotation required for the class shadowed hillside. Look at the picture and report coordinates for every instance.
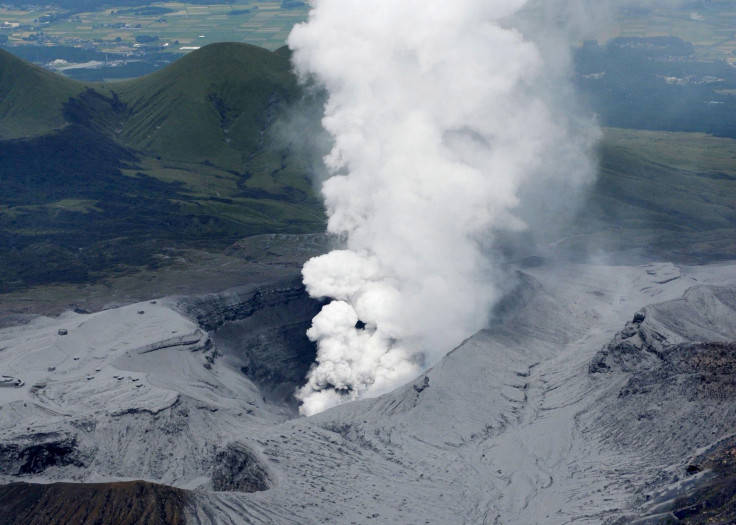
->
[0,481,191,525]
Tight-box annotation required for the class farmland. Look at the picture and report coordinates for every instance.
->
[2,2,736,61]
[600,2,736,64]
[0,2,308,54]
[3,1,736,80]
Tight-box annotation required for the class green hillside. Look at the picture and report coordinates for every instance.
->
[3,42,736,293]
[0,48,84,139]
[567,128,736,262]
[115,42,299,167]
[0,43,325,292]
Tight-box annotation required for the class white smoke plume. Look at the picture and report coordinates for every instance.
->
[289,0,599,416]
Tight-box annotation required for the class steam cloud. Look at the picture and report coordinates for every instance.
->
[289,0,599,416]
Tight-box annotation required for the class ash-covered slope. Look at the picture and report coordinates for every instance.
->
[2,260,736,524]
[195,262,736,524]
[588,282,736,523]
[0,275,319,492]
[173,274,321,404]
[0,299,257,487]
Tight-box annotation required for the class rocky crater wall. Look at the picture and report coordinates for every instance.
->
[588,284,736,523]
[174,275,321,404]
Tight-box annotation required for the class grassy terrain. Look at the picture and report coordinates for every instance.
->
[566,127,736,262]
[0,42,325,292]
[0,48,85,138]
[113,41,299,166]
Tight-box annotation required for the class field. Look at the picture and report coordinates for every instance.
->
[0,1,308,52]
[3,1,736,80]
[3,2,736,63]
[602,2,736,63]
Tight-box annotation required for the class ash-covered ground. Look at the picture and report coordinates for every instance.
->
[1,255,735,524]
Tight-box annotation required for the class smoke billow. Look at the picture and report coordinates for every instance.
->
[289,0,599,416]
